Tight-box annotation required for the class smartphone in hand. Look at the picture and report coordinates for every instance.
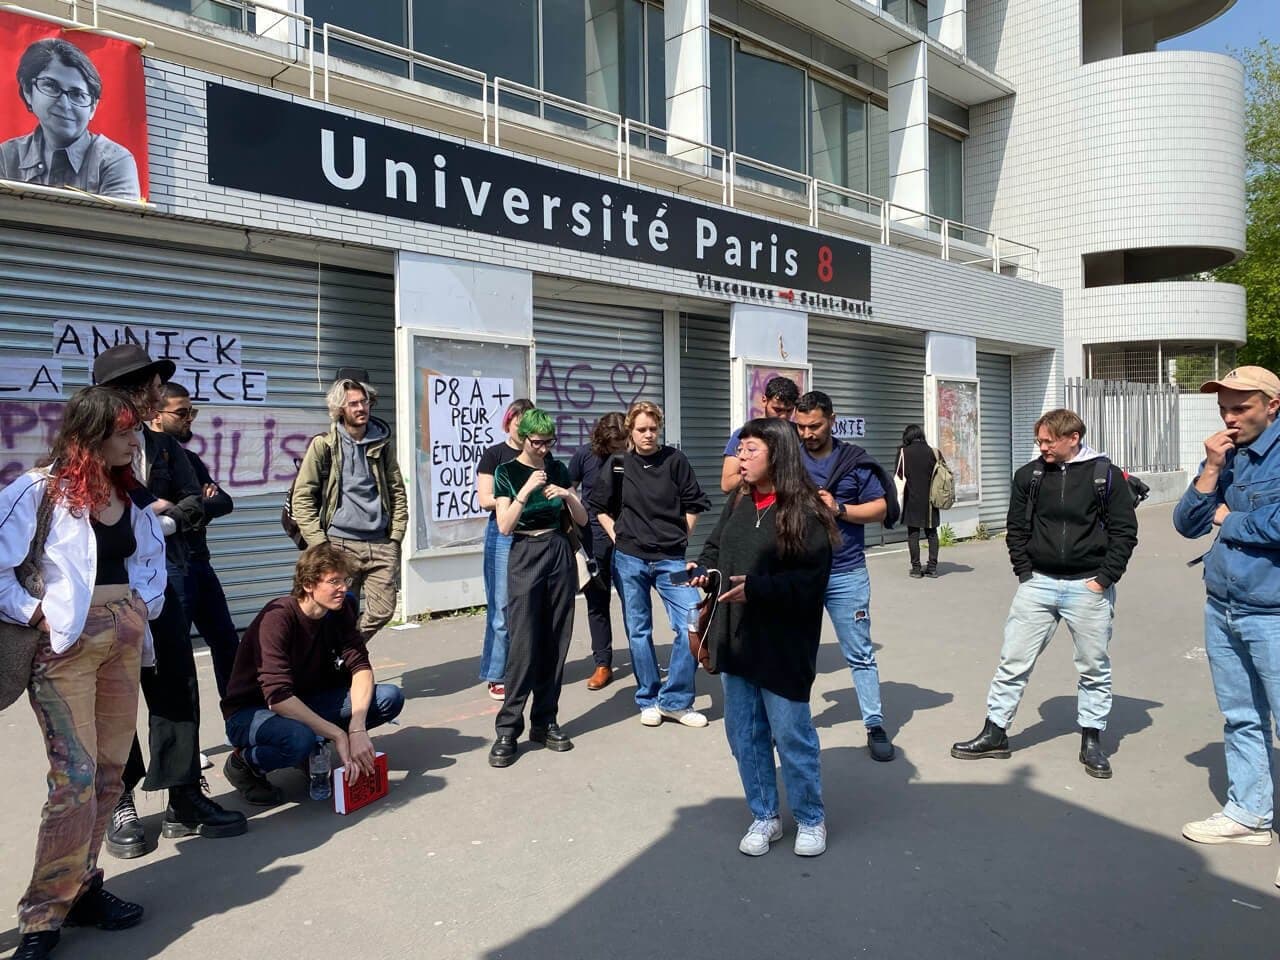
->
[668,566,707,586]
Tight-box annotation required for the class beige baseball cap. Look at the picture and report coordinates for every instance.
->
[1199,365,1280,399]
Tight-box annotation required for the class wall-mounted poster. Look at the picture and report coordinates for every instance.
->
[743,362,810,421]
[932,377,981,503]
[0,10,148,200]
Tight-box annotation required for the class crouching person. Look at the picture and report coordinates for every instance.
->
[220,544,405,804]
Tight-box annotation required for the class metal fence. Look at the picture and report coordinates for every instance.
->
[1064,378,1181,472]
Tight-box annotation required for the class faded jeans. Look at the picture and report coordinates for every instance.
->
[721,672,824,826]
[479,515,513,683]
[613,550,698,711]
[1204,600,1280,829]
[987,573,1115,730]
[825,567,883,728]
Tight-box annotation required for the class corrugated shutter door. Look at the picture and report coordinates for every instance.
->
[0,224,394,627]
[808,319,926,545]
[532,300,665,456]
[679,313,732,558]
[977,352,1013,531]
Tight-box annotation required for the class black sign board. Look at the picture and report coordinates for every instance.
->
[205,83,871,302]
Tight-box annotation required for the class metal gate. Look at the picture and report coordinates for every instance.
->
[0,224,394,626]
[977,352,1014,531]
[679,313,731,558]
[808,318,926,545]
[532,299,665,459]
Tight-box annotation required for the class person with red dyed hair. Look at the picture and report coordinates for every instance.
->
[0,386,167,960]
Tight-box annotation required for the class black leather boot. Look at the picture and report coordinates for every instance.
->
[950,719,1011,759]
[161,782,248,839]
[1080,728,1112,779]
[529,724,574,752]
[105,790,147,859]
[13,931,59,960]
[489,735,518,767]
[64,875,143,931]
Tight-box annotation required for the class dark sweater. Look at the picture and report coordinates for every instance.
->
[220,595,371,720]
[184,450,233,562]
[588,446,710,560]
[696,494,833,702]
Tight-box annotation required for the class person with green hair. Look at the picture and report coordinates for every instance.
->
[488,409,588,767]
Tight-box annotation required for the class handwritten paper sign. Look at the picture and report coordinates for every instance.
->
[0,359,63,400]
[833,416,866,439]
[427,375,514,521]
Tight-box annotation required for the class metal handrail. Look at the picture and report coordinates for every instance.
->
[727,152,812,209]
[492,77,623,175]
[1,1,147,46]
[809,178,885,227]
[621,119,728,203]
[322,23,486,141]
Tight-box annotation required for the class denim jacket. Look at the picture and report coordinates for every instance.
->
[1173,417,1280,612]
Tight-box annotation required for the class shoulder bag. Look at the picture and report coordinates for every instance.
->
[0,483,55,709]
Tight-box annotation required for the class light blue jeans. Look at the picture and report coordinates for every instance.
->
[987,573,1115,730]
[1204,600,1280,829]
[479,514,513,683]
[721,672,824,826]
[824,566,882,729]
[613,550,698,711]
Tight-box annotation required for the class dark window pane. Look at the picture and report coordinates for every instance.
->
[413,0,537,94]
[309,0,408,77]
[929,128,964,221]
[709,31,732,150]
[868,100,889,200]
[646,2,666,131]
[733,46,805,179]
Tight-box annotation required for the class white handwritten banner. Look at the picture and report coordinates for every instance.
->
[0,359,63,400]
[833,416,866,439]
[428,375,514,521]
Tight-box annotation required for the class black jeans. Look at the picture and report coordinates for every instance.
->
[185,557,240,699]
[908,527,939,571]
[497,531,576,739]
[123,574,201,792]
[583,539,622,668]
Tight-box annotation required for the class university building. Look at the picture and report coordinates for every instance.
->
[0,0,1242,621]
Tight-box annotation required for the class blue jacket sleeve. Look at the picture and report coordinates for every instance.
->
[1218,502,1280,551]
[1172,462,1220,540]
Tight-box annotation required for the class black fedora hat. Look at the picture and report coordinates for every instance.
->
[94,344,176,387]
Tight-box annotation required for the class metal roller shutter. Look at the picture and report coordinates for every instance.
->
[808,318,926,546]
[532,300,665,458]
[0,224,394,627]
[977,352,1014,531]
[678,313,732,558]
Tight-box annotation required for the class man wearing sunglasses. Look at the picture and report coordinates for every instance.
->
[0,38,141,199]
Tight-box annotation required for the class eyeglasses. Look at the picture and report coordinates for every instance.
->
[737,444,767,460]
[161,407,198,421]
[344,399,370,410]
[319,576,352,589]
[32,77,95,107]
[527,437,556,449]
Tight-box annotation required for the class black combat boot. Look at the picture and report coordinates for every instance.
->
[105,790,147,859]
[950,719,1011,759]
[161,782,248,839]
[1079,728,1112,779]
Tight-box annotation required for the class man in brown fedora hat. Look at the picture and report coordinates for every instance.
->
[1175,365,1280,882]
[92,344,247,857]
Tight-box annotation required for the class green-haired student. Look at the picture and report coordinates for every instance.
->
[488,409,588,768]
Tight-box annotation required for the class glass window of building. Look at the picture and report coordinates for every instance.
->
[810,79,870,205]
[929,128,963,222]
[413,0,537,97]
[309,0,409,76]
[709,30,734,152]
[883,0,928,31]
[868,100,889,201]
[733,46,806,179]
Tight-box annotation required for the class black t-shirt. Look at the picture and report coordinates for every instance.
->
[478,441,521,515]
[494,458,573,533]
[587,446,709,560]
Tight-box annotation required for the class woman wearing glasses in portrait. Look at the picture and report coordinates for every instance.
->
[0,37,141,199]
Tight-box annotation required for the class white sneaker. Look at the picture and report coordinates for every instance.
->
[658,706,708,728]
[1182,812,1272,846]
[794,821,827,857]
[199,752,212,770]
[738,817,782,856]
[640,706,663,727]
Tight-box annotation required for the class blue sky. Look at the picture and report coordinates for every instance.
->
[1159,0,1277,53]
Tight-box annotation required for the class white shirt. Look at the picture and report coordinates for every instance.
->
[0,470,166,664]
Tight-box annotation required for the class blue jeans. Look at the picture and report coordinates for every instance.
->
[721,672,824,826]
[1205,600,1280,829]
[613,550,698,711]
[824,566,882,728]
[224,684,405,773]
[480,515,513,683]
[987,573,1115,730]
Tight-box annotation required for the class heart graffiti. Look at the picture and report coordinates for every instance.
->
[610,363,649,407]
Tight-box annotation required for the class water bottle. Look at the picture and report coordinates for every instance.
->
[308,739,332,801]
[685,603,700,640]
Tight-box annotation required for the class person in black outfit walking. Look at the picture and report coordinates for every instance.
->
[896,424,942,578]
[567,412,627,691]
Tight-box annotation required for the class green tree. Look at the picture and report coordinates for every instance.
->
[1218,39,1280,370]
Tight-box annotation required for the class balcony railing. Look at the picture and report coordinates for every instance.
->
[3,0,1040,282]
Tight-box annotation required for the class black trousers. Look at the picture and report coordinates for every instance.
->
[583,539,620,668]
[908,526,939,571]
[123,577,201,792]
[185,557,240,699]
[496,531,576,739]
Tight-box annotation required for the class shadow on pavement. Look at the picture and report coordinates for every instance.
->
[812,680,953,736]
[483,748,1280,959]
[1010,694,1162,757]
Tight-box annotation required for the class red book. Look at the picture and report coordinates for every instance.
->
[332,752,389,815]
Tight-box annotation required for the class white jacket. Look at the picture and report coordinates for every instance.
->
[0,470,166,664]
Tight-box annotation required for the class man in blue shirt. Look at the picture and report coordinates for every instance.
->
[1174,366,1280,864]
[719,376,800,493]
[794,390,898,761]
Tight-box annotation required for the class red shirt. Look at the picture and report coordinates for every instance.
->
[750,489,777,509]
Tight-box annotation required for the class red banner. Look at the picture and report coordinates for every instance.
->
[0,10,148,200]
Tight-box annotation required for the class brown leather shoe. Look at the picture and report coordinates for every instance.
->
[586,665,613,690]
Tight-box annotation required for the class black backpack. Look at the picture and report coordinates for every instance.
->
[1025,457,1149,527]
[280,434,330,550]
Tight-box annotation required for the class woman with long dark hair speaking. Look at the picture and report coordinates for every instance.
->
[692,418,838,857]
[0,387,166,960]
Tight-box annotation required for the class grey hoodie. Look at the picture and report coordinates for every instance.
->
[328,419,390,540]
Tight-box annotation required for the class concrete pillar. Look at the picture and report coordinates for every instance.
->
[887,41,929,220]
[664,0,712,163]
[927,0,966,55]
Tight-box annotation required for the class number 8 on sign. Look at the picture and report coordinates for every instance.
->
[817,245,834,284]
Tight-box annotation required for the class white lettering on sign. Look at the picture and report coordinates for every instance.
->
[833,416,866,439]
[0,359,63,400]
[428,375,514,522]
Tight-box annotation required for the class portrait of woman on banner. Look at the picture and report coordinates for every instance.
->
[0,37,141,200]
